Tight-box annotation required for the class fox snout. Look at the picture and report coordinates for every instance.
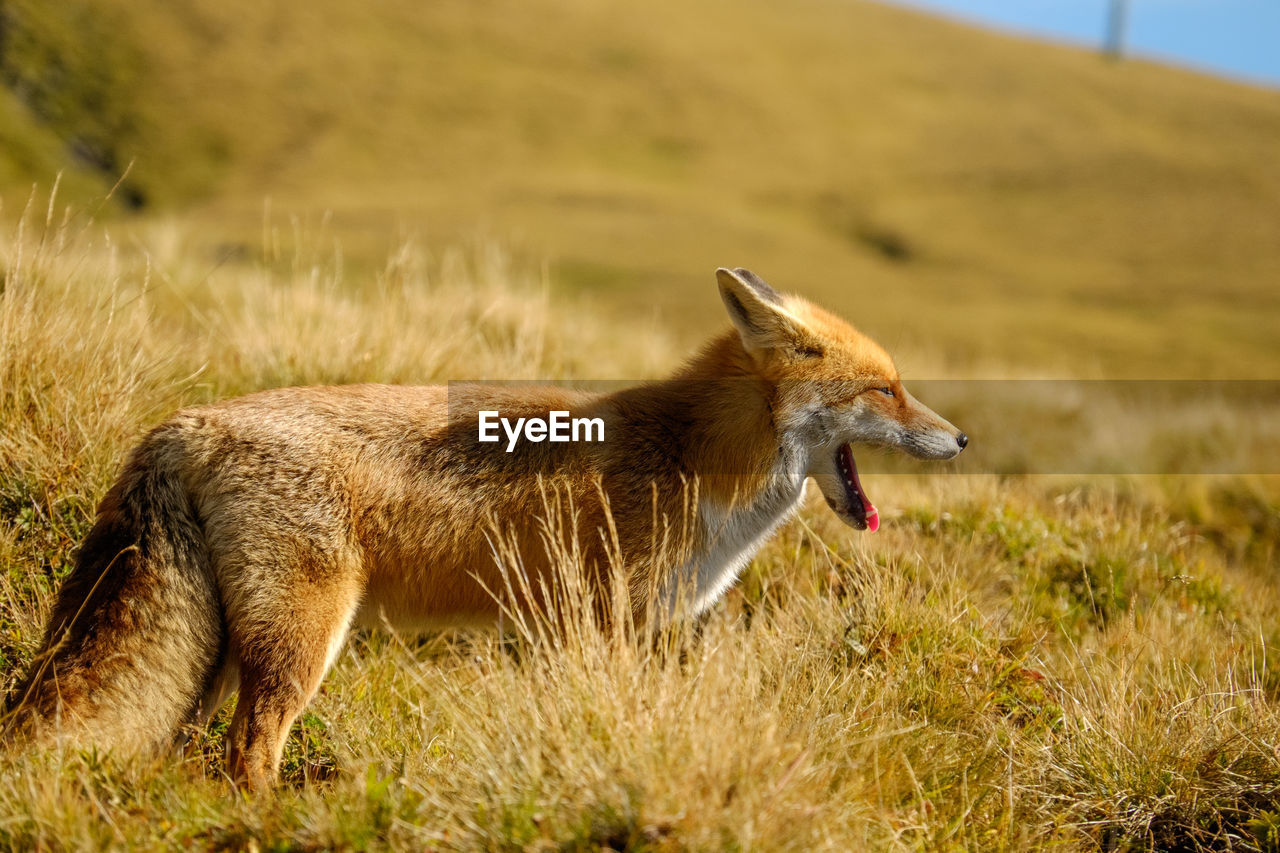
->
[901,426,968,460]
[898,396,967,460]
[835,388,967,461]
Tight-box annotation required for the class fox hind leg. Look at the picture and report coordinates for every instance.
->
[224,580,360,792]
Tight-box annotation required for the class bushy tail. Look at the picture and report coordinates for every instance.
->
[3,430,224,758]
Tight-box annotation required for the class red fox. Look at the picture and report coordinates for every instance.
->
[3,267,966,790]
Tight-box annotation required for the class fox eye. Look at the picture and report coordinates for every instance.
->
[878,387,895,397]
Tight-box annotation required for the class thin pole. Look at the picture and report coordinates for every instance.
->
[1105,0,1130,59]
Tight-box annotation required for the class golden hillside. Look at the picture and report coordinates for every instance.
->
[2,0,1278,373]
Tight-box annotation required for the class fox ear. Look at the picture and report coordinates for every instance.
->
[716,267,803,353]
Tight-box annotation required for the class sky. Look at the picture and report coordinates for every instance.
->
[890,0,1280,88]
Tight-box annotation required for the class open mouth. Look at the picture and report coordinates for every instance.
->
[837,443,879,532]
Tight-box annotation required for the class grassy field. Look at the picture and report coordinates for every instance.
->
[1,197,1278,850]
[2,0,1280,848]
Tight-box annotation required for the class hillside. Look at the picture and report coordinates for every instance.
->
[2,0,1279,374]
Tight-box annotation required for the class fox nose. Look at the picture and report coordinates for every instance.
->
[956,432,969,450]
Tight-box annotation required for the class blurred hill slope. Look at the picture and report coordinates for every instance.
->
[1,0,1278,376]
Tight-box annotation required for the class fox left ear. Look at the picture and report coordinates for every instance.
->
[716,267,805,354]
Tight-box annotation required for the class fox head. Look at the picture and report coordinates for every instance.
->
[716,267,967,532]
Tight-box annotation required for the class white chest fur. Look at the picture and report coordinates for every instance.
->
[662,461,808,617]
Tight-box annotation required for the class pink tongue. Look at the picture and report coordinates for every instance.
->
[843,444,879,533]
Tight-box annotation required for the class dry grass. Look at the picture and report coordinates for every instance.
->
[1,200,1279,851]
